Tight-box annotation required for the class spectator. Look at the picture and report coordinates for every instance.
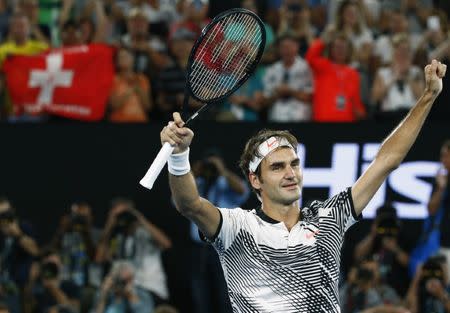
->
[427,140,450,274]
[119,7,168,78]
[340,258,404,313]
[400,0,433,34]
[373,9,421,68]
[0,302,9,313]
[0,12,48,67]
[15,0,50,44]
[371,33,424,122]
[96,198,172,306]
[154,304,178,313]
[154,28,200,121]
[277,0,317,57]
[93,261,154,313]
[305,32,366,122]
[189,147,250,313]
[0,0,10,42]
[325,0,374,70]
[405,256,450,313]
[108,47,151,123]
[354,204,411,296]
[59,0,108,46]
[0,197,39,313]
[26,249,81,313]
[263,33,314,122]
[169,0,210,40]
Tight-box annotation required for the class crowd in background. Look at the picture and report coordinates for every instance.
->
[0,0,448,122]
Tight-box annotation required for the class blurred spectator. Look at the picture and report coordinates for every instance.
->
[108,47,151,123]
[263,33,313,122]
[0,196,39,313]
[169,0,210,40]
[354,204,411,296]
[93,261,154,313]
[119,7,168,78]
[154,28,200,121]
[0,12,48,66]
[340,258,404,313]
[305,33,366,122]
[370,33,424,121]
[16,0,50,44]
[277,0,317,56]
[414,11,448,68]
[400,0,433,34]
[47,201,101,313]
[373,9,421,68]
[0,12,48,121]
[427,140,450,274]
[325,0,374,70]
[59,0,108,46]
[96,198,172,306]
[26,249,81,313]
[189,147,249,313]
[405,256,450,313]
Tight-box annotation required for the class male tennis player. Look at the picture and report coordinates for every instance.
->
[159,60,446,312]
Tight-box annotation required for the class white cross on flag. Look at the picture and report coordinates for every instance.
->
[3,44,115,121]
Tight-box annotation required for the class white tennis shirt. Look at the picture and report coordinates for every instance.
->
[208,188,360,313]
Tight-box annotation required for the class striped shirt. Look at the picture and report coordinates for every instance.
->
[210,188,359,313]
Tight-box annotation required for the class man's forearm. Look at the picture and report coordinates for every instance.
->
[17,235,39,256]
[376,90,437,168]
[169,172,202,213]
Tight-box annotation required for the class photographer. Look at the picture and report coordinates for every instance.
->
[0,197,39,313]
[406,256,450,313]
[93,261,153,313]
[96,198,172,306]
[340,258,404,313]
[26,249,80,313]
[49,202,99,288]
[354,203,411,295]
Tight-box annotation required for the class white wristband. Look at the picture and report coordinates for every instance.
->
[168,148,191,176]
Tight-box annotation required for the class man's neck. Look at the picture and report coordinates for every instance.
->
[282,58,296,68]
[261,200,300,231]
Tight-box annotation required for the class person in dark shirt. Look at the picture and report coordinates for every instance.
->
[427,140,450,274]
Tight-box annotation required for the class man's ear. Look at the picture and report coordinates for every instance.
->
[249,172,261,192]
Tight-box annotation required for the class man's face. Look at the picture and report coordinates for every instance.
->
[441,146,450,171]
[10,16,30,42]
[127,15,148,38]
[0,200,11,214]
[330,38,349,64]
[279,38,299,63]
[252,147,303,205]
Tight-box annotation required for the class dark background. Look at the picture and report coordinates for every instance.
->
[1,120,449,311]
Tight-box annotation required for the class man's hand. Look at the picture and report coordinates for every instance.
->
[160,112,194,154]
[2,220,22,237]
[426,278,447,299]
[424,59,447,96]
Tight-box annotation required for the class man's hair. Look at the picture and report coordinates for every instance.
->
[391,32,410,48]
[239,129,298,196]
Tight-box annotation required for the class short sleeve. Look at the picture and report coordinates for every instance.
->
[319,187,361,234]
[212,208,247,251]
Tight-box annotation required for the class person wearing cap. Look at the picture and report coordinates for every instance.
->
[156,59,447,311]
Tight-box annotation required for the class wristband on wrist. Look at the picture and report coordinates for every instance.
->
[168,148,191,176]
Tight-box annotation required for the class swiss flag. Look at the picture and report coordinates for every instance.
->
[3,44,115,121]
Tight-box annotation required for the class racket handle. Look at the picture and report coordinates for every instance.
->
[139,142,175,190]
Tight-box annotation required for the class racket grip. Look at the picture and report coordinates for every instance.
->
[139,142,175,190]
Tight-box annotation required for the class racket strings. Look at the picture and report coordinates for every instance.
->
[189,12,263,101]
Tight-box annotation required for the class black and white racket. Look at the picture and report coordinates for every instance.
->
[140,8,266,189]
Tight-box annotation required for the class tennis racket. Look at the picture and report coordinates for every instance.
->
[140,8,266,189]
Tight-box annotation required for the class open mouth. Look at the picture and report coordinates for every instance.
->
[282,183,298,189]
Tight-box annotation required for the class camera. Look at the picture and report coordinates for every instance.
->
[40,261,60,280]
[0,210,16,226]
[113,276,128,291]
[70,212,88,232]
[114,211,137,234]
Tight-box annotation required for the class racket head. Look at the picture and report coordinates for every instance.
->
[185,8,266,104]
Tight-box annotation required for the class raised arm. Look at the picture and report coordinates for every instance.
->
[352,60,447,215]
[161,112,221,238]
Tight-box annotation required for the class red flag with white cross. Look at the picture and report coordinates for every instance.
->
[3,44,115,121]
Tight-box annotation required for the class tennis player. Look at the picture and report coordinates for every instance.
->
[160,60,446,312]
